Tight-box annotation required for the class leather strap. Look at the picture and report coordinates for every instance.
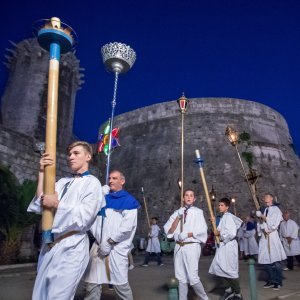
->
[48,231,80,248]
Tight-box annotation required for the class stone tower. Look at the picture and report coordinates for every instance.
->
[1,38,84,148]
[102,97,300,233]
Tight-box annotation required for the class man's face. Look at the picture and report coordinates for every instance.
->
[108,171,125,192]
[264,195,273,207]
[68,146,91,172]
[183,190,195,206]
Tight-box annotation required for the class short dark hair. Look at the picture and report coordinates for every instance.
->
[151,217,158,221]
[219,197,231,207]
[183,189,195,196]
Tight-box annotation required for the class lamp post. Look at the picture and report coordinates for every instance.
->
[101,42,136,183]
[34,17,76,244]
[209,185,217,215]
[231,197,237,216]
[177,94,189,210]
[225,126,260,211]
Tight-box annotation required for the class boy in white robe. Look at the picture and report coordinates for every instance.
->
[279,210,300,270]
[209,197,243,300]
[164,189,209,300]
[256,193,287,290]
[142,217,163,266]
[84,170,140,300]
[243,216,258,259]
[27,141,103,300]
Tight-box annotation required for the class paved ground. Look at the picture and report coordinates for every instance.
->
[1,253,300,299]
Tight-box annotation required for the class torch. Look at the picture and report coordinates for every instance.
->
[35,17,76,244]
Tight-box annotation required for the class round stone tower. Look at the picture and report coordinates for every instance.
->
[1,38,84,148]
[102,97,300,233]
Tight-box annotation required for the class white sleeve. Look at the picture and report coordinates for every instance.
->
[27,195,42,214]
[163,211,178,239]
[110,209,137,243]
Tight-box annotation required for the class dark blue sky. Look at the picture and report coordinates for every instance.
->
[1,0,300,151]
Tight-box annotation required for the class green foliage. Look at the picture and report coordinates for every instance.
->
[242,151,254,168]
[239,131,251,142]
[0,166,19,236]
[0,166,39,263]
[0,166,38,238]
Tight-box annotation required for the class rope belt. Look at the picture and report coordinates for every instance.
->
[176,241,197,247]
[48,230,80,248]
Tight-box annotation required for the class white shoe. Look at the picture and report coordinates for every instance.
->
[128,264,135,270]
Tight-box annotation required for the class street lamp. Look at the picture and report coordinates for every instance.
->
[209,185,217,214]
[225,126,260,211]
[177,93,189,209]
[231,197,237,216]
[177,179,182,190]
[101,42,136,183]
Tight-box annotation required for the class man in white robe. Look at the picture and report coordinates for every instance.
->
[209,197,243,300]
[142,217,163,266]
[84,170,140,300]
[164,189,209,300]
[27,141,103,300]
[256,193,287,290]
[279,210,300,270]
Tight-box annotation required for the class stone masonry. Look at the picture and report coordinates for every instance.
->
[103,97,300,234]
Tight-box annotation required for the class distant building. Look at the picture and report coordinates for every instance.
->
[0,38,85,183]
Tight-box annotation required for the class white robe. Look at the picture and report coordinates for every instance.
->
[84,207,138,285]
[237,223,246,252]
[257,206,287,264]
[279,219,300,256]
[146,224,161,253]
[27,175,102,300]
[243,222,258,256]
[209,212,242,279]
[164,206,207,285]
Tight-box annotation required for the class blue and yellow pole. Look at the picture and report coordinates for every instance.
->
[37,17,74,243]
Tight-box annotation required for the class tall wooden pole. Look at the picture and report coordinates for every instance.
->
[141,187,151,229]
[195,150,220,246]
[37,17,74,243]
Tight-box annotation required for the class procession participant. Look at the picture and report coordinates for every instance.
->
[243,215,258,259]
[209,197,243,300]
[84,170,140,300]
[256,193,286,290]
[142,217,163,266]
[279,210,300,271]
[164,189,209,300]
[27,141,103,300]
[237,219,246,260]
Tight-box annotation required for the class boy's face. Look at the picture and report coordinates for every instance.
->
[218,202,229,213]
[183,190,195,206]
[68,145,91,172]
[151,218,157,225]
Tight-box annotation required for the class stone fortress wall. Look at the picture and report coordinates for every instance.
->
[105,97,300,234]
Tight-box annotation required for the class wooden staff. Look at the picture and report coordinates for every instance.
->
[195,150,220,246]
[141,187,151,229]
[37,17,74,243]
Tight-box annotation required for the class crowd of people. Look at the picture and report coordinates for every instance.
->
[27,141,300,300]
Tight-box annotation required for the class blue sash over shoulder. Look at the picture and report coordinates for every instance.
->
[98,190,140,216]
